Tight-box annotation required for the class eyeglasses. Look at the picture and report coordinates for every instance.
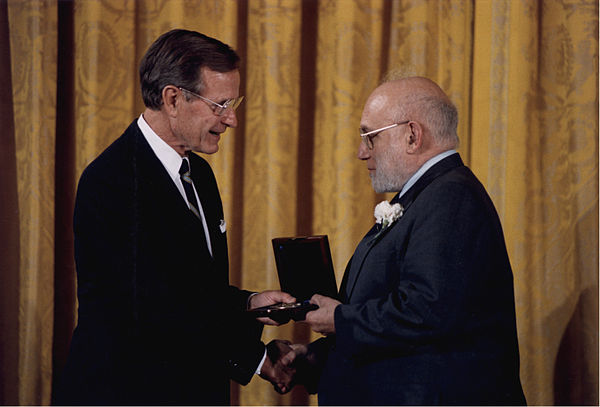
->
[359,120,410,150]
[178,87,244,116]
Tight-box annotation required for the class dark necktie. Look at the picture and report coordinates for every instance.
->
[179,159,201,219]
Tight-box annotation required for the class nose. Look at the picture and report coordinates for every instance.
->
[357,140,370,160]
[221,108,238,128]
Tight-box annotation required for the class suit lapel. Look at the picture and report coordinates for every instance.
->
[188,153,226,265]
[342,213,400,300]
[339,231,370,299]
[342,153,464,301]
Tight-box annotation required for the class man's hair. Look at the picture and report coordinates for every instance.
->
[418,95,459,148]
[139,29,240,110]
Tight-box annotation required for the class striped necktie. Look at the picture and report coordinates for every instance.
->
[179,159,201,219]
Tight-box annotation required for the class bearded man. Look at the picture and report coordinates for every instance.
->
[284,76,526,406]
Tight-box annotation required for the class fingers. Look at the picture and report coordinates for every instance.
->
[309,294,324,305]
[273,381,290,394]
[279,348,297,367]
[251,290,296,309]
[290,343,307,352]
[266,339,292,359]
[303,297,339,335]
[260,340,310,394]
[273,290,296,303]
[250,292,294,326]
[263,290,295,305]
[257,315,290,326]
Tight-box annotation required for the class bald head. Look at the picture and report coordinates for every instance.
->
[379,76,448,99]
[367,76,459,150]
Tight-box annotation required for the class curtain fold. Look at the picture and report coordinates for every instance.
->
[6,0,58,404]
[0,0,20,404]
[471,2,598,404]
[240,1,304,404]
[1,0,597,405]
[312,0,388,275]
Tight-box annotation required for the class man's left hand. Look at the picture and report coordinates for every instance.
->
[305,294,341,335]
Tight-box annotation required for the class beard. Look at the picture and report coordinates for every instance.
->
[370,148,409,193]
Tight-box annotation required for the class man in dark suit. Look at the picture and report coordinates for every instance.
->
[54,29,295,405]
[283,77,526,405]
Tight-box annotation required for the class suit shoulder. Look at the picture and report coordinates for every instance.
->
[421,165,501,222]
[431,165,488,197]
[78,120,139,186]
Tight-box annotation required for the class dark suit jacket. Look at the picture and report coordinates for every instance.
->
[55,120,264,405]
[307,153,526,405]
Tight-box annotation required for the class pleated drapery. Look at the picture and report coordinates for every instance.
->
[1,1,597,405]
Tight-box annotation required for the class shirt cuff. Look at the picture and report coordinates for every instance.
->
[255,347,267,375]
[247,292,259,310]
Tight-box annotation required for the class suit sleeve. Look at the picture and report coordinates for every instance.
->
[74,164,137,324]
[334,178,513,360]
[225,287,265,385]
[192,156,266,384]
[300,336,335,393]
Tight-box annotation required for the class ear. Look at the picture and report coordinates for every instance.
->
[162,85,180,117]
[405,121,423,154]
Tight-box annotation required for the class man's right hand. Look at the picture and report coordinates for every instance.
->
[280,343,308,367]
[259,340,297,394]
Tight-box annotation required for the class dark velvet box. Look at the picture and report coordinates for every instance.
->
[247,235,338,323]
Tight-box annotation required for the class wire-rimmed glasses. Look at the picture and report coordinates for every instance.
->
[360,120,410,149]
[178,87,244,116]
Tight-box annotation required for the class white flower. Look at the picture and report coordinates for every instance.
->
[374,200,404,230]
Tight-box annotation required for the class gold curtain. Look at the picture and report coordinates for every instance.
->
[1,0,597,405]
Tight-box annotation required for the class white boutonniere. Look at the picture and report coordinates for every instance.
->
[374,200,404,231]
[219,219,226,233]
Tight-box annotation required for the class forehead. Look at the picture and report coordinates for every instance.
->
[200,68,240,97]
[361,90,394,127]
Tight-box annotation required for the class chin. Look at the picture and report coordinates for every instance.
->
[197,144,219,155]
[372,178,397,194]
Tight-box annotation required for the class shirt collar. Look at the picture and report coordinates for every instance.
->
[398,149,457,199]
[137,113,185,180]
